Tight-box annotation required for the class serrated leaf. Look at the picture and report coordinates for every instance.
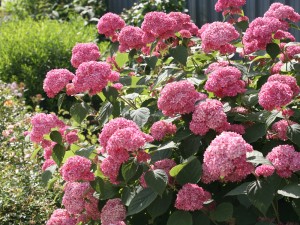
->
[167,211,193,225]
[41,165,57,187]
[278,183,300,199]
[266,43,280,60]
[130,107,150,127]
[122,187,135,206]
[52,144,65,167]
[96,101,113,128]
[90,177,118,200]
[169,45,188,66]
[50,130,63,144]
[192,211,210,225]
[70,102,89,124]
[103,86,119,103]
[243,123,266,143]
[145,169,168,196]
[226,182,251,196]
[287,124,300,147]
[75,146,95,158]
[145,56,158,70]
[57,93,66,110]
[179,135,202,159]
[147,190,173,219]
[121,161,139,183]
[176,158,202,185]
[210,202,233,222]
[127,188,158,216]
[115,52,128,67]
[266,111,280,128]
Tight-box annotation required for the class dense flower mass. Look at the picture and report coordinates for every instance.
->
[100,199,126,225]
[204,66,246,97]
[205,61,229,74]
[198,22,239,54]
[118,26,145,52]
[100,156,122,184]
[267,74,300,96]
[42,159,56,171]
[190,99,229,136]
[150,121,177,141]
[71,43,101,68]
[258,81,293,111]
[71,61,117,95]
[46,209,76,225]
[280,45,300,62]
[30,113,65,143]
[264,3,300,23]
[168,12,199,35]
[60,155,94,182]
[215,0,246,13]
[157,80,201,116]
[267,145,300,178]
[202,132,254,183]
[255,165,275,177]
[97,13,125,41]
[175,183,211,211]
[43,69,74,98]
[268,120,296,141]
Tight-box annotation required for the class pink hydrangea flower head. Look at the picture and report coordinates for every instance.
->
[62,182,90,214]
[97,13,125,41]
[243,17,288,54]
[190,99,229,136]
[264,3,300,23]
[141,12,177,42]
[72,61,112,95]
[112,83,123,91]
[274,30,296,42]
[204,66,246,97]
[168,12,199,36]
[136,151,151,163]
[269,120,296,141]
[100,198,126,225]
[43,69,74,98]
[84,192,101,221]
[42,159,56,171]
[71,43,101,68]
[175,183,211,211]
[179,30,192,38]
[280,45,300,62]
[30,113,66,143]
[46,209,77,225]
[42,141,56,160]
[100,156,122,184]
[202,131,254,183]
[215,0,246,13]
[108,71,120,82]
[65,130,79,144]
[99,118,140,151]
[60,155,94,182]
[255,165,275,177]
[258,81,293,111]
[205,61,229,74]
[227,124,245,135]
[270,62,284,74]
[199,22,239,54]
[150,121,177,141]
[267,145,300,178]
[118,26,145,52]
[157,80,200,116]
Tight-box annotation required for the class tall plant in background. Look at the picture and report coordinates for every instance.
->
[28,1,300,225]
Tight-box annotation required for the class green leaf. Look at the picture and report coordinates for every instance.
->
[127,188,158,216]
[145,56,158,70]
[57,93,66,110]
[103,86,119,103]
[52,144,65,167]
[90,177,118,200]
[243,123,266,143]
[169,156,196,177]
[147,190,173,219]
[176,158,202,185]
[70,102,89,124]
[96,101,113,128]
[130,107,150,127]
[225,182,251,196]
[255,222,275,225]
[169,45,188,66]
[115,52,128,67]
[150,148,173,163]
[287,124,300,147]
[41,165,57,187]
[266,110,280,128]
[179,135,202,159]
[192,211,210,225]
[121,161,139,183]
[236,20,249,31]
[266,43,281,60]
[246,150,271,165]
[50,130,63,144]
[167,211,193,225]
[75,146,96,158]
[247,180,275,215]
[278,183,300,199]
[30,146,42,160]
[145,169,168,196]
[210,202,233,222]
[122,187,135,206]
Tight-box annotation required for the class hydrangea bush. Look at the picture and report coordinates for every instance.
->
[28,1,300,224]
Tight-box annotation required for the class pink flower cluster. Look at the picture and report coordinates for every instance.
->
[267,145,300,178]
[280,45,300,62]
[71,43,101,68]
[60,155,94,182]
[190,99,229,136]
[175,183,211,211]
[150,121,177,141]
[97,13,125,42]
[202,132,254,183]
[268,120,296,141]
[215,0,246,13]
[100,198,126,225]
[255,165,275,177]
[258,74,299,111]
[118,26,145,52]
[42,159,56,171]
[157,80,202,116]
[205,66,246,98]
[30,113,65,143]
[264,3,300,23]
[205,61,229,74]
[43,69,74,98]
[198,22,239,54]
[46,209,77,225]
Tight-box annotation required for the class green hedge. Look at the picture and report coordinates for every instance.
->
[0,17,97,110]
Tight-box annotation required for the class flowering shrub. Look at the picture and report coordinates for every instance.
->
[28,1,300,224]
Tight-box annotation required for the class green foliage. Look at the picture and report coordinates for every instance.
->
[0,17,97,111]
